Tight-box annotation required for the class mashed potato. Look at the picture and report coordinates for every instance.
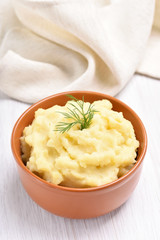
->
[21,99,139,188]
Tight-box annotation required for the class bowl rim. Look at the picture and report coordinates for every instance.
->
[11,90,147,192]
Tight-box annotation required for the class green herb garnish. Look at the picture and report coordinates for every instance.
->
[55,95,97,133]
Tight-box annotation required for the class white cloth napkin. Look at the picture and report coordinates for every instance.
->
[0,0,157,103]
[137,0,160,79]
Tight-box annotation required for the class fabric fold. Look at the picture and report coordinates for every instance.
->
[0,0,156,103]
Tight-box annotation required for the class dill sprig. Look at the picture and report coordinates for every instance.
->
[55,95,97,133]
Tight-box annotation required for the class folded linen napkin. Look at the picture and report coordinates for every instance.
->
[137,0,160,79]
[0,0,157,103]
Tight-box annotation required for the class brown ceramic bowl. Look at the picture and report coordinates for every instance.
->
[11,91,147,219]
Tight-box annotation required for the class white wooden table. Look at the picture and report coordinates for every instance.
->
[0,74,160,240]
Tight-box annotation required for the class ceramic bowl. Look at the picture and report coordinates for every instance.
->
[11,91,147,218]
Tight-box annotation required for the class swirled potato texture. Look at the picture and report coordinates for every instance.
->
[21,99,139,188]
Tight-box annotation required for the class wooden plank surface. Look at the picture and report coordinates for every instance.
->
[0,75,160,240]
